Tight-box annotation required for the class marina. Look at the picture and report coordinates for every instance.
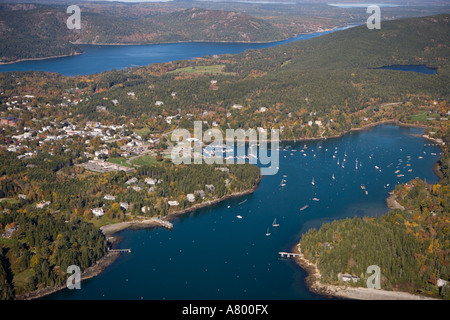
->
[45,124,442,300]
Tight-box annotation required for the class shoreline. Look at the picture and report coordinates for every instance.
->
[291,130,445,300]
[70,25,347,47]
[102,175,261,239]
[18,176,262,300]
[15,119,442,300]
[222,119,432,144]
[16,250,121,300]
[291,243,438,300]
[0,25,349,66]
[281,119,430,143]
[0,52,83,65]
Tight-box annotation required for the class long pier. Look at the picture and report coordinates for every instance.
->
[278,252,301,258]
[108,248,131,253]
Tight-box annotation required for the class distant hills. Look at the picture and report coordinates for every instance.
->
[0,5,290,63]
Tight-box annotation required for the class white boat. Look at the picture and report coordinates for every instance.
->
[236,215,242,219]
[272,218,279,227]
[311,178,315,185]
[312,198,320,201]
[332,174,335,180]
[266,228,271,236]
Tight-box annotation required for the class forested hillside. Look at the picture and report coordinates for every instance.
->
[61,14,449,139]
[0,4,289,63]
[0,147,260,299]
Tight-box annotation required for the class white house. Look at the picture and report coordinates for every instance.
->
[437,279,448,287]
[131,186,142,192]
[232,104,243,110]
[36,200,51,209]
[168,200,179,206]
[91,207,104,217]
[126,177,138,185]
[104,194,116,201]
[141,206,151,214]
[187,194,195,202]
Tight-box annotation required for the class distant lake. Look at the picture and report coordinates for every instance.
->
[372,65,438,74]
[0,26,355,76]
[45,124,441,300]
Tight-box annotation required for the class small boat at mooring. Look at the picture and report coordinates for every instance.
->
[272,218,279,227]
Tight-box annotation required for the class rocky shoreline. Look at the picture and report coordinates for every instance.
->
[16,250,120,300]
[291,243,437,300]
[17,176,262,300]
[292,147,445,300]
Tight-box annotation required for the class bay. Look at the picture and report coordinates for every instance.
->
[45,124,442,300]
[0,26,355,76]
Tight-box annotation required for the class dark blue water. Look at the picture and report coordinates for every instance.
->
[372,65,438,74]
[0,26,355,76]
[45,124,441,300]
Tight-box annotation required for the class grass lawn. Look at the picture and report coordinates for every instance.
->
[91,215,121,229]
[409,112,441,122]
[0,237,17,246]
[0,198,19,205]
[108,157,133,168]
[13,269,35,294]
[133,127,151,138]
[130,154,159,166]
[168,64,235,75]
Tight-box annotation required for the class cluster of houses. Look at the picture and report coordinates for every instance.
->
[90,178,216,217]
[2,115,164,167]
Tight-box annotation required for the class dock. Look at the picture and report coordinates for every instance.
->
[155,218,173,229]
[278,252,301,258]
[108,248,131,253]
